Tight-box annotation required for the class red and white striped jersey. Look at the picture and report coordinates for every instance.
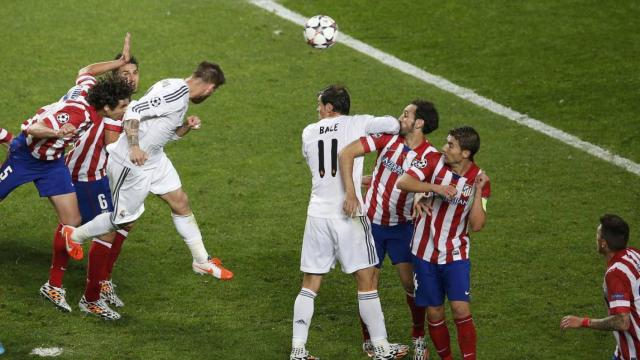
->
[65,116,123,182]
[407,156,491,264]
[20,74,99,161]
[0,128,13,143]
[360,134,437,226]
[604,247,640,360]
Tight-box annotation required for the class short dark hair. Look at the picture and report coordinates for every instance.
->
[412,99,438,134]
[449,126,480,161]
[112,53,139,73]
[193,61,225,87]
[318,85,350,115]
[600,214,630,251]
[86,75,135,110]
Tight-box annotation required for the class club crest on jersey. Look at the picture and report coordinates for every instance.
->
[56,113,70,124]
[462,184,473,197]
[411,158,427,169]
[150,97,162,107]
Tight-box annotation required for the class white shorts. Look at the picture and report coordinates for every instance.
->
[108,154,182,225]
[300,215,378,274]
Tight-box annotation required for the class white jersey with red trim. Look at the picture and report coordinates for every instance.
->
[407,156,491,264]
[360,134,437,226]
[604,247,640,360]
[0,128,13,143]
[20,74,99,161]
[65,116,123,182]
[107,78,189,170]
[302,114,399,219]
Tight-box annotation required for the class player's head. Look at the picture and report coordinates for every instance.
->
[188,61,225,104]
[317,85,350,119]
[597,214,630,253]
[442,126,480,165]
[86,74,135,120]
[399,99,438,136]
[113,53,139,92]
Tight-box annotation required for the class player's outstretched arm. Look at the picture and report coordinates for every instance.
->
[338,139,367,217]
[396,173,456,198]
[77,33,131,76]
[468,173,489,232]
[560,313,630,331]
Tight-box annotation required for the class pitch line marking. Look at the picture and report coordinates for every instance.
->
[249,0,640,177]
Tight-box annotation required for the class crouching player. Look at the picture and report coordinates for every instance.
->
[397,126,490,360]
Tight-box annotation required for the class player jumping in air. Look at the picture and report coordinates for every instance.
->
[61,61,233,293]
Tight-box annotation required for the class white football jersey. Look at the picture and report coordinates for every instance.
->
[107,78,189,169]
[302,114,399,218]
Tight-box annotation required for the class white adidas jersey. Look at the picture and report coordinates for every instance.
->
[107,78,189,169]
[302,114,399,218]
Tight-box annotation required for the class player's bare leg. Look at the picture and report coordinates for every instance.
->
[450,301,476,360]
[39,193,82,312]
[291,274,322,360]
[355,267,408,360]
[159,188,231,280]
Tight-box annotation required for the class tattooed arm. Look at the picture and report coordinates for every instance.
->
[123,118,147,166]
[560,313,630,331]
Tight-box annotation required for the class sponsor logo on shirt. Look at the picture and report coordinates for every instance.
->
[611,293,626,300]
[382,156,404,175]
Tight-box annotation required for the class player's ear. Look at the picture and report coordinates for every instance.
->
[325,102,334,113]
[415,118,424,130]
[462,149,471,160]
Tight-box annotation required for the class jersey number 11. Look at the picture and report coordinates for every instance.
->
[317,139,337,178]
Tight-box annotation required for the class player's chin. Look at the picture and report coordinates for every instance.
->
[190,95,210,104]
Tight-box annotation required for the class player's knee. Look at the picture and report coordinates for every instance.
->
[451,302,471,319]
[427,306,446,321]
[170,191,191,215]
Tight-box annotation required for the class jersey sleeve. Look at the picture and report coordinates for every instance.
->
[0,128,13,143]
[103,117,123,133]
[125,83,189,123]
[606,269,632,315]
[360,133,392,153]
[406,151,442,182]
[53,106,86,128]
[364,115,400,135]
[75,73,97,87]
[482,180,491,198]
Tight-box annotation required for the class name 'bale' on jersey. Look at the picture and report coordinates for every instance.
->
[302,114,399,219]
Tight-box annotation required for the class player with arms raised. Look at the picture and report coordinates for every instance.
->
[396,126,490,360]
[561,214,638,360]
[340,100,455,360]
[290,85,407,360]
[62,61,232,289]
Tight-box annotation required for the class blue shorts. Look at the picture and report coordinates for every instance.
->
[0,135,74,200]
[413,256,471,307]
[371,222,413,268]
[74,177,114,224]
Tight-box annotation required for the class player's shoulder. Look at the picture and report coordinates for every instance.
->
[146,78,188,97]
[75,73,97,87]
[302,122,319,141]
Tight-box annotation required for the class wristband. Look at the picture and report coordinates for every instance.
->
[581,317,591,328]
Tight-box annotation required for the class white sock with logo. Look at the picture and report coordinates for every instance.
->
[172,213,208,263]
[292,288,317,348]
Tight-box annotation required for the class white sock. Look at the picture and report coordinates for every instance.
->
[72,213,118,244]
[292,288,317,347]
[172,213,208,263]
[358,290,388,344]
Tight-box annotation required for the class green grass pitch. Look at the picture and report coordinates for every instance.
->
[0,1,638,359]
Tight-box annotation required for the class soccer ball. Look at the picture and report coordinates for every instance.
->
[303,15,338,49]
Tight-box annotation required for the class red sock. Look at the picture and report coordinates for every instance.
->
[406,293,426,338]
[48,224,68,288]
[84,239,111,302]
[428,319,453,360]
[360,315,371,341]
[105,229,128,279]
[454,315,477,360]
